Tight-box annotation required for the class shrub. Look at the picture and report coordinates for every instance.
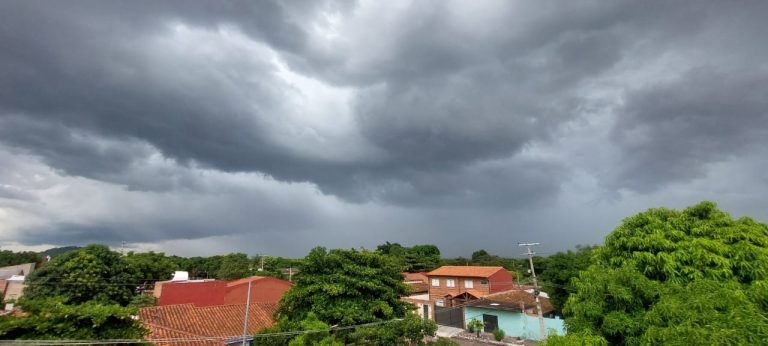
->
[493,328,505,341]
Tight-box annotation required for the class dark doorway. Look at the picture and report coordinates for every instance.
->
[482,314,499,333]
[423,304,429,320]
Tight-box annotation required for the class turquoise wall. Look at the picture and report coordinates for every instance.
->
[464,307,566,340]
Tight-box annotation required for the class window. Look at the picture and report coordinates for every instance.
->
[436,299,445,307]
[480,279,488,284]
[446,279,455,288]
[464,279,474,289]
[431,278,440,287]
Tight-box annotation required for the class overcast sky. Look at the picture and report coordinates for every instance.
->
[1,0,767,258]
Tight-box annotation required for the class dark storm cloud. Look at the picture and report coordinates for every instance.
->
[610,68,768,192]
[0,0,575,207]
[2,0,768,251]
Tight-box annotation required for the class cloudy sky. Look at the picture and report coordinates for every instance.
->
[1,0,767,258]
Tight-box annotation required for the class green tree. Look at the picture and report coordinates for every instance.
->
[24,244,137,306]
[564,201,768,345]
[124,251,177,288]
[272,247,436,344]
[539,245,597,313]
[216,253,251,280]
[0,297,146,340]
[471,249,490,261]
[0,250,41,267]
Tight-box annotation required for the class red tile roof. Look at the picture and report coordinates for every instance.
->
[402,272,428,282]
[427,266,506,278]
[226,276,269,287]
[139,302,277,345]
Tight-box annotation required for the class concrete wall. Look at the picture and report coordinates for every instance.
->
[3,281,25,301]
[464,307,566,340]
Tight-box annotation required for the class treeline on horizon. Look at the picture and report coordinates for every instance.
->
[1,241,582,288]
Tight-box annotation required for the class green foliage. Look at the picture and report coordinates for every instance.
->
[345,314,437,345]
[277,247,413,325]
[271,247,436,344]
[471,249,490,261]
[216,253,251,280]
[0,297,146,340]
[24,244,138,306]
[376,242,442,272]
[539,245,597,312]
[640,280,768,345]
[428,337,460,346]
[124,251,177,292]
[493,328,505,341]
[285,313,343,346]
[0,250,41,267]
[466,318,484,336]
[564,201,768,345]
[541,331,608,346]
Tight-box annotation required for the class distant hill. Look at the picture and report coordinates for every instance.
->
[40,246,81,258]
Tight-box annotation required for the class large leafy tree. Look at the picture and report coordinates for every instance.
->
[564,201,768,345]
[271,247,436,344]
[24,244,137,306]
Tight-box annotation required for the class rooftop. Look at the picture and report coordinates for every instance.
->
[426,266,507,278]
[139,302,277,345]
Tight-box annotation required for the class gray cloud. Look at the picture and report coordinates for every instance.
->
[1,0,767,253]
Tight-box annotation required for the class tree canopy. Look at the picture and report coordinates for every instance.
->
[24,244,138,306]
[269,247,437,345]
[564,201,768,345]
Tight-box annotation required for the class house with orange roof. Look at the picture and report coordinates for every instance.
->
[425,266,514,327]
[139,302,278,345]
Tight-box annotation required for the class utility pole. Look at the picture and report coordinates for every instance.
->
[519,242,546,340]
[241,278,253,345]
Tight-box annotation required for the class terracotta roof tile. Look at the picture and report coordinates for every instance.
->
[139,302,278,345]
[402,272,428,282]
[426,266,506,278]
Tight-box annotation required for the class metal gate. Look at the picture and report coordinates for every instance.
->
[434,306,464,328]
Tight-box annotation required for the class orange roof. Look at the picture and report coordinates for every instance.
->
[427,266,507,278]
[402,272,428,282]
[139,302,277,345]
[226,275,292,288]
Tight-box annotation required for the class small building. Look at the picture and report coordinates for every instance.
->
[0,263,36,302]
[154,272,291,307]
[140,302,277,345]
[426,266,515,327]
[464,289,565,340]
[427,266,514,307]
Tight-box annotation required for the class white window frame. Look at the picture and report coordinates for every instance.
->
[431,278,440,287]
[436,299,445,307]
[464,279,474,289]
[446,279,455,288]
